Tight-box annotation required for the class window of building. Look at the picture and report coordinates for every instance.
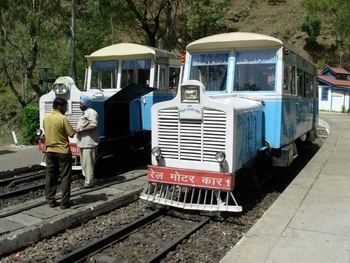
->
[321,88,329,101]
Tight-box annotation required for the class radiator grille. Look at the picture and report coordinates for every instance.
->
[157,107,226,162]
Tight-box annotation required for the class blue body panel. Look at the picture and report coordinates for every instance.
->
[129,100,142,132]
[140,93,176,130]
[263,96,315,149]
[90,102,105,137]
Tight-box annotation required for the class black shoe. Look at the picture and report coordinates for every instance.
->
[80,184,94,190]
[49,200,59,208]
[60,201,73,210]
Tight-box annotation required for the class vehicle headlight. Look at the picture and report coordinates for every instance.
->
[181,85,200,103]
[53,83,70,95]
[151,147,162,158]
[215,152,226,163]
[36,129,43,136]
[36,129,45,141]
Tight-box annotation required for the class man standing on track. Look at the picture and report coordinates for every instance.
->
[74,95,99,189]
[43,97,75,209]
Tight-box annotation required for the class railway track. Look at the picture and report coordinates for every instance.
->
[0,165,44,179]
[0,168,46,187]
[0,171,46,199]
[0,169,147,218]
[54,209,210,263]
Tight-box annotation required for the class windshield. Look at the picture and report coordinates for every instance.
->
[234,50,276,91]
[190,52,229,91]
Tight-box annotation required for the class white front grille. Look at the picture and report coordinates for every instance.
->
[157,107,226,162]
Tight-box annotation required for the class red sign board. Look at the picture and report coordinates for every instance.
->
[38,140,80,155]
[147,165,234,190]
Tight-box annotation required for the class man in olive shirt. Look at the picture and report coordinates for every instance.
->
[43,97,75,209]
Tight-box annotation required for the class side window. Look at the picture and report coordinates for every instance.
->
[283,64,290,94]
[169,67,181,90]
[159,66,165,90]
[154,65,166,90]
[290,66,296,95]
[297,69,305,97]
[305,73,311,97]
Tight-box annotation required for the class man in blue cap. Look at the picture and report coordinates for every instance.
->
[74,94,99,189]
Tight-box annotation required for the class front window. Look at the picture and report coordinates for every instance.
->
[190,52,229,91]
[121,59,151,88]
[234,50,276,91]
[91,60,118,89]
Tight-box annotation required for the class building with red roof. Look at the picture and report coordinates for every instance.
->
[318,67,350,112]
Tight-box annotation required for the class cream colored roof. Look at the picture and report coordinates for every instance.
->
[85,43,179,63]
[186,32,283,51]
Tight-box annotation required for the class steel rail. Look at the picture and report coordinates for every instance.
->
[0,170,45,187]
[144,217,210,263]
[53,209,167,263]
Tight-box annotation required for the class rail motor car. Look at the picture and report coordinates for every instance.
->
[38,43,182,170]
[140,32,318,213]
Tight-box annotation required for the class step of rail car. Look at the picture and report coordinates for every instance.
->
[40,154,82,170]
[140,182,242,212]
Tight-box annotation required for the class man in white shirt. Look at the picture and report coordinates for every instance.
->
[74,95,99,189]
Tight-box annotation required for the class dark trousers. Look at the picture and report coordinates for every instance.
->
[45,152,72,206]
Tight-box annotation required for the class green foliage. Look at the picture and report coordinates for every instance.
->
[20,105,39,145]
[300,14,321,43]
[334,2,350,39]
[317,59,328,69]
[186,0,231,41]
[341,105,347,113]
[301,0,350,45]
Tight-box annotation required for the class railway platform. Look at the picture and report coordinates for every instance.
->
[0,145,147,256]
[220,111,350,263]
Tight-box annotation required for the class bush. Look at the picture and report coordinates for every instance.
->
[300,14,321,43]
[341,105,347,113]
[20,105,39,145]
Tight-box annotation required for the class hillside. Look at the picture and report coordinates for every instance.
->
[227,0,342,67]
[0,0,345,146]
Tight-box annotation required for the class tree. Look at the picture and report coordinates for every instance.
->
[186,0,230,41]
[0,3,42,106]
[301,0,350,45]
[0,0,68,106]
[300,14,321,43]
[71,0,77,83]
[124,0,170,47]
